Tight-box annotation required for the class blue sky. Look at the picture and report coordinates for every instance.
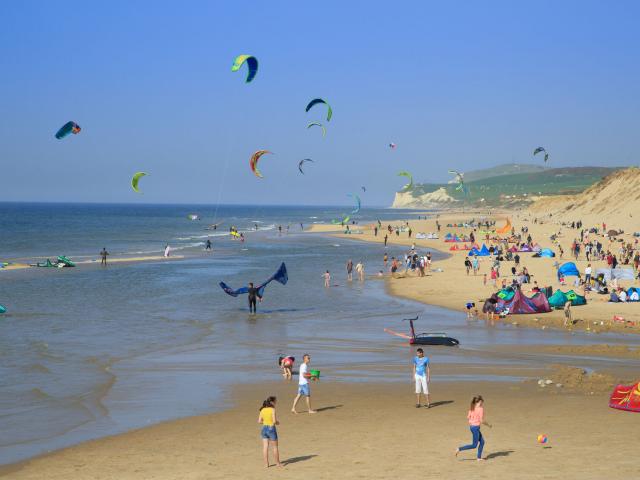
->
[1,0,638,205]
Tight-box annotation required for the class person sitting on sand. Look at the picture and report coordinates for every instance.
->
[455,395,491,461]
[258,396,283,468]
[618,288,628,303]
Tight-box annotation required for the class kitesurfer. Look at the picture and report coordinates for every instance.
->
[248,282,260,314]
[205,239,212,251]
[100,247,109,266]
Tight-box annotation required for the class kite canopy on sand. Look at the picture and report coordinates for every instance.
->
[496,218,512,234]
[131,172,148,193]
[219,262,288,298]
[55,121,81,139]
[305,98,332,122]
[250,150,272,178]
[609,382,640,412]
[231,55,258,83]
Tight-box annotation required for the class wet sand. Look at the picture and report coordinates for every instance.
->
[2,379,637,479]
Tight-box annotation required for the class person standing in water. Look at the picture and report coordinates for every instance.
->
[248,282,260,314]
[205,239,212,251]
[413,348,430,408]
[164,244,171,257]
[384,234,388,246]
[355,261,364,282]
[455,395,491,461]
[346,259,353,281]
[258,396,283,468]
[100,247,109,266]
[323,270,331,288]
[291,354,317,414]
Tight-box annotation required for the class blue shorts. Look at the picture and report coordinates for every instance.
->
[298,383,310,396]
[261,425,278,441]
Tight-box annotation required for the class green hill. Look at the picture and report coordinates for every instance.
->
[459,163,547,183]
[407,166,622,206]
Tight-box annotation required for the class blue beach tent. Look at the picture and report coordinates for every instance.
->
[557,262,580,280]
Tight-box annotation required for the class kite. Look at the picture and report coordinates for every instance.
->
[331,215,350,225]
[307,122,326,137]
[55,121,81,139]
[533,147,549,163]
[305,98,332,122]
[219,262,288,298]
[187,214,200,221]
[298,158,314,174]
[231,55,258,83]
[347,193,361,214]
[131,172,148,193]
[250,150,272,178]
[389,143,397,149]
[397,171,413,191]
[448,170,465,192]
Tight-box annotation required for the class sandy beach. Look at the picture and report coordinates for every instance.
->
[3,378,639,480]
[309,209,640,335]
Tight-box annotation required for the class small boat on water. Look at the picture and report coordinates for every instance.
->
[384,316,460,347]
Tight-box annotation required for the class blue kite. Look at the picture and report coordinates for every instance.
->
[219,262,288,298]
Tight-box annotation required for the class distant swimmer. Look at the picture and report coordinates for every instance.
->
[278,225,282,235]
[100,247,109,266]
[255,223,258,231]
[164,245,171,257]
[205,239,212,251]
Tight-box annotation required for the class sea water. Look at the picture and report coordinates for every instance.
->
[1,203,639,464]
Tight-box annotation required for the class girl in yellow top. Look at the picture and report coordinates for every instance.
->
[258,396,283,468]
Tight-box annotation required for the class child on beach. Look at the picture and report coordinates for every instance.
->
[278,355,295,379]
[465,302,475,318]
[455,395,491,461]
[258,396,283,468]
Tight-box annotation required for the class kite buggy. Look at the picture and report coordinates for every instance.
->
[384,316,460,346]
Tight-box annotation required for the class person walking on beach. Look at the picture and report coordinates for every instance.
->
[100,247,109,266]
[563,300,572,327]
[323,270,331,288]
[346,259,353,282]
[413,348,430,408]
[292,354,317,414]
[205,239,212,251]
[464,258,471,275]
[258,396,283,468]
[455,395,491,461]
[248,282,260,314]
[384,234,388,246]
[472,256,479,275]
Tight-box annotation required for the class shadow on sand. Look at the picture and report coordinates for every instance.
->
[284,454,317,465]
[486,450,514,460]
[316,404,343,412]
[428,400,454,408]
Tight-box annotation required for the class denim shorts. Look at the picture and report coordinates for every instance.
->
[298,383,310,396]
[261,425,278,441]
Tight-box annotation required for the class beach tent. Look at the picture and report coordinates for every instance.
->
[609,382,640,412]
[532,243,542,252]
[496,289,551,315]
[596,268,635,281]
[539,248,555,258]
[557,262,580,280]
[548,290,586,308]
[627,287,640,301]
[519,244,533,252]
